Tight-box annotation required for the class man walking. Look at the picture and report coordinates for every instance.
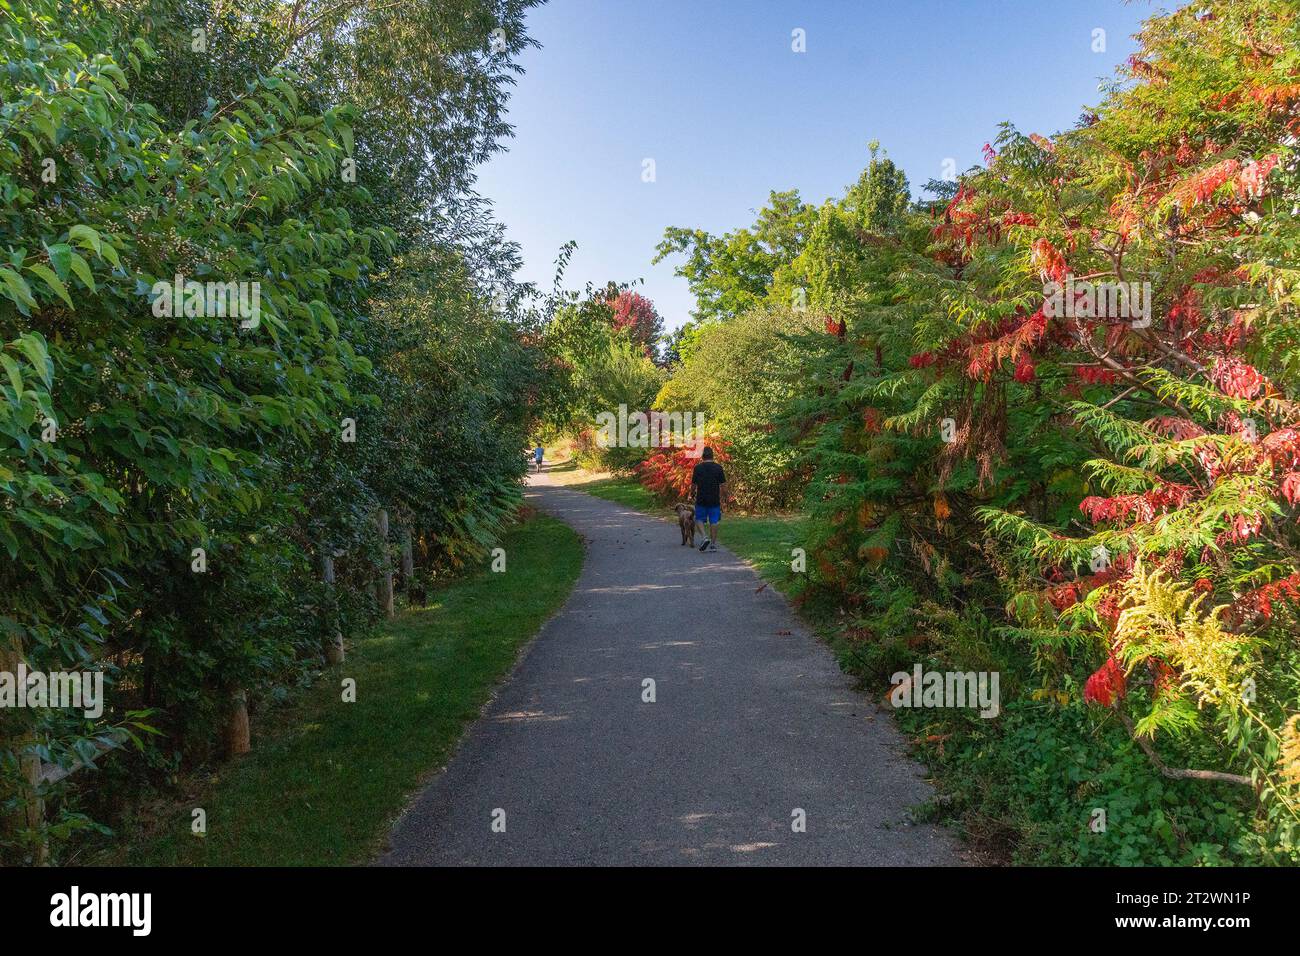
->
[533,443,544,473]
[690,446,726,553]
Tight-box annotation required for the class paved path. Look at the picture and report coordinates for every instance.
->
[381,469,962,866]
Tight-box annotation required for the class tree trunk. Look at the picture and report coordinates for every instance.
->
[400,525,414,580]
[321,552,345,665]
[226,687,251,757]
[376,508,394,617]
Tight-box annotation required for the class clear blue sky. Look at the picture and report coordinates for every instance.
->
[475,0,1159,332]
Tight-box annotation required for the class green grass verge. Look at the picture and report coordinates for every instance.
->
[574,475,659,511]
[122,513,583,866]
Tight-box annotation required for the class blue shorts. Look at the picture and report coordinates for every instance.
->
[694,504,721,524]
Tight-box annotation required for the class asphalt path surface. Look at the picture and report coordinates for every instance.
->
[381,468,962,866]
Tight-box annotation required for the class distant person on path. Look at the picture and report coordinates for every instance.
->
[533,443,544,473]
[690,446,726,553]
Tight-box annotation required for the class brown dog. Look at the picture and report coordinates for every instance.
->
[673,503,696,547]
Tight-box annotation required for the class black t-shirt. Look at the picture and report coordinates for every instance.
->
[691,460,726,507]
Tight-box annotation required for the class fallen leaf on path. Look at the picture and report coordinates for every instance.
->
[754,583,767,594]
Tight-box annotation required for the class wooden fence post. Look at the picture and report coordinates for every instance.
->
[2,639,48,864]
[225,687,251,757]
[321,552,345,665]
[376,508,394,617]
[20,746,44,865]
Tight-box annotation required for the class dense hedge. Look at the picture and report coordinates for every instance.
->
[655,0,1300,862]
[1,0,545,863]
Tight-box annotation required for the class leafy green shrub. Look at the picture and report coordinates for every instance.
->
[654,305,817,509]
[1,0,545,863]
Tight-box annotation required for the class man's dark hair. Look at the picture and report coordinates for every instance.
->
[701,446,714,460]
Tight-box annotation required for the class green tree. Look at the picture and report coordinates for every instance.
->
[655,305,820,507]
[654,189,815,325]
